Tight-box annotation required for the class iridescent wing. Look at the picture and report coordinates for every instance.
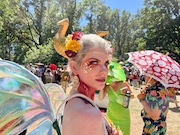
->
[0,60,55,135]
[44,83,66,115]
[44,83,67,135]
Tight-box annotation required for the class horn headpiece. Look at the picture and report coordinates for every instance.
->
[54,18,109,59]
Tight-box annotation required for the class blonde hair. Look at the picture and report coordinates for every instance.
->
[67,34,112,75]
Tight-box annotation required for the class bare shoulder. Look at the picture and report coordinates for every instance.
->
[62,98,104,135]
[64,97,102,120]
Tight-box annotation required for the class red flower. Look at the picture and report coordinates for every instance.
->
[72,31,83,40]
[65,50,77,58]
[49,64,57,70]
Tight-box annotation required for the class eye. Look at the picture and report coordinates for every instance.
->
[87,60,98,66]
[105,61,109,67]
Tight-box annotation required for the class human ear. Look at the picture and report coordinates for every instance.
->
[69,60,78,75]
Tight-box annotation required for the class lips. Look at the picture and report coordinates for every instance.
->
[96,78,106,82]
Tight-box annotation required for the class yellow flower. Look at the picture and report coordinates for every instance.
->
[65,38,81,53]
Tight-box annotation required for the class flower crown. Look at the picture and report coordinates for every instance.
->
[65,31,83,58]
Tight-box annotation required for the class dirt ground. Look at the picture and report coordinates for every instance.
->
[129,87,180,135]
[27,85,180,135]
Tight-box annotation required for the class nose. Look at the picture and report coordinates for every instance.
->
[100,64,108,75]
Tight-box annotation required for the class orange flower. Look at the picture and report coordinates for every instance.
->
[65,39,80,53]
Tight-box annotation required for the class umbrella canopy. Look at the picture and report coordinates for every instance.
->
[127,50,180,88]
[106,61,126,84]
[35,62,44,66]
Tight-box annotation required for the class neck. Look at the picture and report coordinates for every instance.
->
[78,81,95,100]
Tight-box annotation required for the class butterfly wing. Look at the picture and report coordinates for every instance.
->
[44,83,66,114]
[0,60,55,134]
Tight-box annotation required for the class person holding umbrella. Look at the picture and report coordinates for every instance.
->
[127,50,180,134]
[99,61,134,135]
[137,76,170,134]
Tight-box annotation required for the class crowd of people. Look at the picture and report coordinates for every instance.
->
[24,63,70,93]
[122,65,145,89]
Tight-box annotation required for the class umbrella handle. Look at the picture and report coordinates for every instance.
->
[142,77,152,92]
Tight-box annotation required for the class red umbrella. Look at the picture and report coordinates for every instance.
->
[127,50,180,89]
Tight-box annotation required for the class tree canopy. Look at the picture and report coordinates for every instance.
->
[0,0,179,64]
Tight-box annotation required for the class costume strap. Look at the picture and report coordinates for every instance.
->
[56,93,99,115]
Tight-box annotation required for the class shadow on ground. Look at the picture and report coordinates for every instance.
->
[169,106,180,112]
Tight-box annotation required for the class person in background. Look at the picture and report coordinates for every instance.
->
[49,63,60,84]
[34,65,40,77]
[44,67,52,83]
[54,18,121,135]
[36,64,46,84]
[25,63,36,74]
[56,66,62,84]
[98,62,134,135]
[137,76,170,135]
[131,70,140,90]
[60,65,70,93]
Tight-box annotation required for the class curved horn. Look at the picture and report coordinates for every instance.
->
[54,18,69,58]
[96,31,109,37]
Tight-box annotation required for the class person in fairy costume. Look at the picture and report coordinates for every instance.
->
[54,18,122,135]
[137,76,170,135]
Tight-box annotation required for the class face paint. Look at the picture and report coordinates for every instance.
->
[83,58,101,73]
[83,58,109,74]
[83,61,93,73]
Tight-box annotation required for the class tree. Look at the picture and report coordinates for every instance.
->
[24,38,67,65]
[105,9,132,61]
[0,0,21,60]
[0,0,67,63]
[139,0,180,62]
[79,0,105,33]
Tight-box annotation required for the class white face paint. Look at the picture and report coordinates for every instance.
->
[83,61,93,74]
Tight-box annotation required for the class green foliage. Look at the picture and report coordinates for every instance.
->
[0,0,179,64]
[80,0,105,33]
[136,38,146,50]
[13,43,29,64]
[0,0,19,30]
[139,0,180,62]
[24,39,67,65]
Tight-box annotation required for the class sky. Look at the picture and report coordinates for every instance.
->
[105,0,144,14]
[79,0,144,26]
